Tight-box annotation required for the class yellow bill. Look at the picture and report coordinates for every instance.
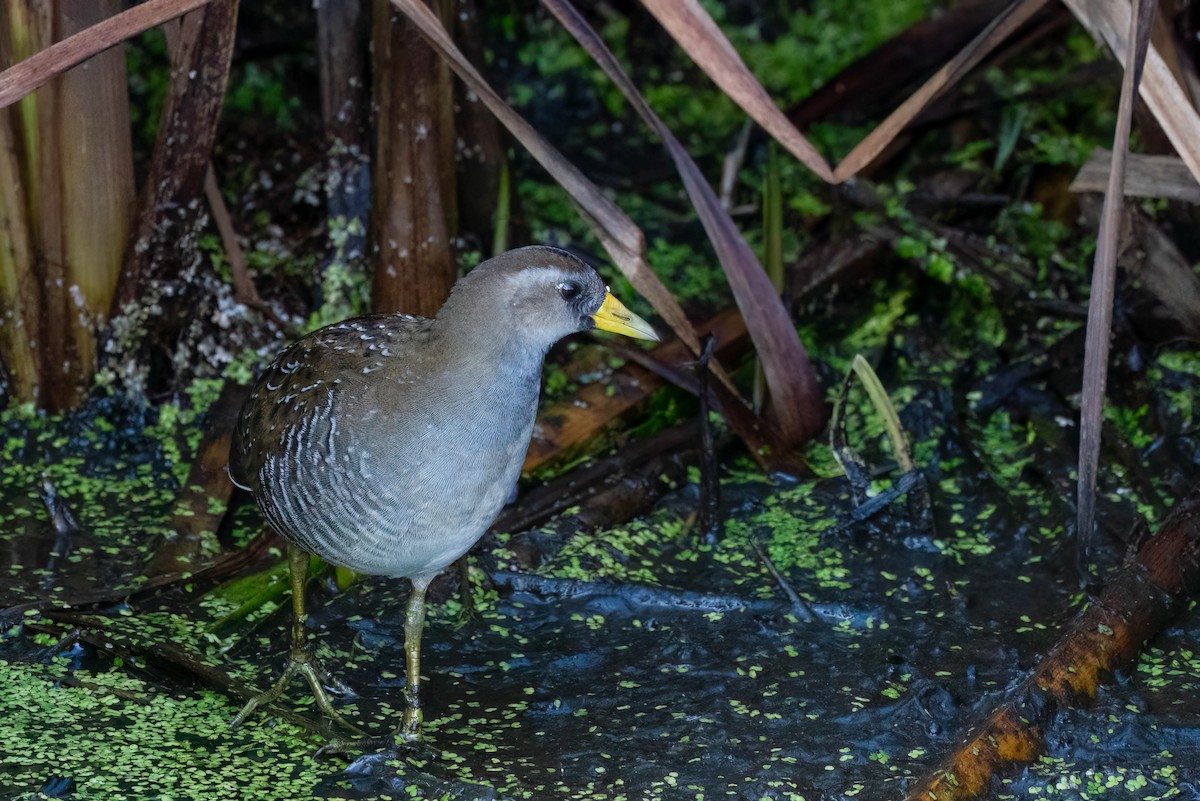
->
[593,291,660,342]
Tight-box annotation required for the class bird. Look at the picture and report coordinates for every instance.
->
[226,245,658,748]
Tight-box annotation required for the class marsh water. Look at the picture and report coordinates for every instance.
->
[4,262,1200,800]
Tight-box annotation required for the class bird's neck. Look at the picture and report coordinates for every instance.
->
[429,315,548,396]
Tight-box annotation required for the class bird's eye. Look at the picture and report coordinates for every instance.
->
[558,282,580,301]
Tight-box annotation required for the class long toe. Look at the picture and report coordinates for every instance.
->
[297,661,363,735]
[311,660,356,697]
[231,652,360,733]
[313,732,436,761]
[230,659,300,729]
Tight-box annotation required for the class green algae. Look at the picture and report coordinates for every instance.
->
[545,514,685,587]
[0,362,266,608]
[1004,755,1187,800]
[0,659,331,801]
[6,5,1200,798]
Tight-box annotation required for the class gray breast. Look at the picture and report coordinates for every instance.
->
[254,363,539,581]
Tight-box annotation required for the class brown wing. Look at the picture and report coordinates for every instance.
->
[228,313,432,493]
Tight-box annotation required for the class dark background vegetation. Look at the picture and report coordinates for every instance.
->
[5,0,1200,798]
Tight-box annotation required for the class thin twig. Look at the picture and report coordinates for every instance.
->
[693,335,722,543]
[203,165,284,328]
[750,539,817,623]
[719,121,752,210]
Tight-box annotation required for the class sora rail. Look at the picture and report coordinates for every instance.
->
[227,246,658,746]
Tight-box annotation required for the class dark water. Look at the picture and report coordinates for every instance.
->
[5,270,1200,799]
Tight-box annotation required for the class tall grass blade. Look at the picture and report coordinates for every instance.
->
[1075,0,1158,577]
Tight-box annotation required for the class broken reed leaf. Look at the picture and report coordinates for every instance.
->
[833,0,1050,181]
[385,0,698,360]
[638,0,834,182]
[542,0,824,444]
[1061,0,1200,184]
[1070,148,1200,204]
[0,0,212,110]
[1075,0,1157,572]
[829,369,873,507]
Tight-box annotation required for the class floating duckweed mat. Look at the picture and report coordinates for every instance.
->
[0,660,324,800]
[5,400,1200,800]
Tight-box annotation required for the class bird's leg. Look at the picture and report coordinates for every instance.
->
[312,577,433,758]
[231,545,359,733]
[452,555,477,628]
[397,576,431,742]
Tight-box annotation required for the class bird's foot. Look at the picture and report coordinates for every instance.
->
[231,652,360,734]
[313,728,427,760]
[315,701,423,759]
[308,656,355,697]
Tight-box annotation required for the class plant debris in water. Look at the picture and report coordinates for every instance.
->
[6,239,1200,797]
[6,3,1200,800]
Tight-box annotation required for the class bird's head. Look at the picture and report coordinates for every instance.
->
[439,246,659,352]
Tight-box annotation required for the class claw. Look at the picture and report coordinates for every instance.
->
[232,545,362,735]
[231,653,363,736]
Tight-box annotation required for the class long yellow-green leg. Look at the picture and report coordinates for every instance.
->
[231,545,360,733]
[397,576,431,742]
[314,577,434,758]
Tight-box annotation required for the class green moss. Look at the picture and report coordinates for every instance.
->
[1105,404,1156,451]
[308,216,370,331]
[225,61,306,131]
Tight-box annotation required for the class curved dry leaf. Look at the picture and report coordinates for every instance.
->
[642,0,1050,185]
[536,0,825,444]
[640,0,834,182]
[0,0,211,110]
